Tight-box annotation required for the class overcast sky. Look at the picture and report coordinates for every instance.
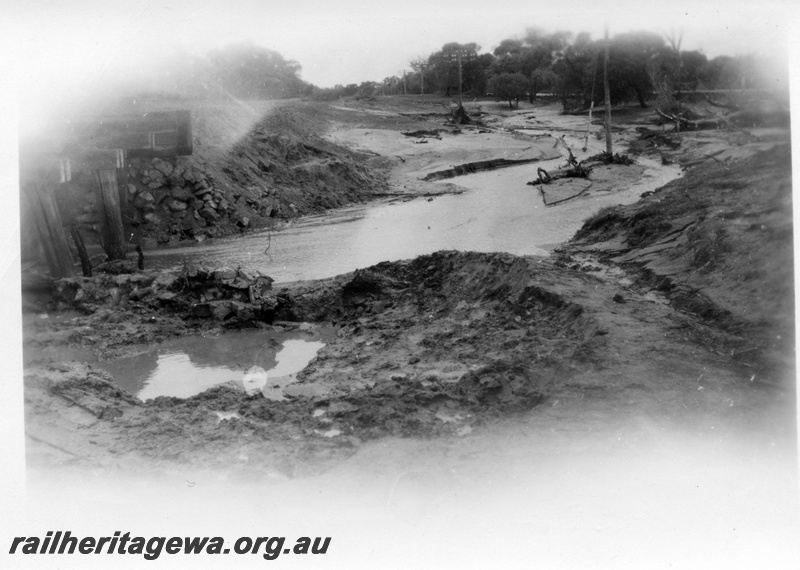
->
[4,0,797,109]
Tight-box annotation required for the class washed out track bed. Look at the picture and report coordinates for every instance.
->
[24,251,602,475]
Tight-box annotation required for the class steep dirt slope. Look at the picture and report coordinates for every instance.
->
[560,141,793,383]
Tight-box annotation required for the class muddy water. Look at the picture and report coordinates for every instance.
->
[99,327,335,400]
[146,156,681,283]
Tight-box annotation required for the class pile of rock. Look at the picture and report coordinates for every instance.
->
[126,157,233,237]
[52,265,280,326]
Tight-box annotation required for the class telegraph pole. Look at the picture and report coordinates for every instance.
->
[603,24,613,156]
[457,51,463,107]
[444,47,475,109]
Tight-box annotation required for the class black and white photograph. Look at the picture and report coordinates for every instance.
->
[2,1,798,568]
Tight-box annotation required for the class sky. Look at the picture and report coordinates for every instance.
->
[5,0,797,94]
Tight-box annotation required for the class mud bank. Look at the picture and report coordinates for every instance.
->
[24,240,793,478]
[560,133,794,383]
[24,251,598,472]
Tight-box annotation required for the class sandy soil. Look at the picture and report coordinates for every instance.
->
[18,96,798,567]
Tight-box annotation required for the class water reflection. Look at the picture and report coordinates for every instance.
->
[244,339,325,400]
[100,328,332,400]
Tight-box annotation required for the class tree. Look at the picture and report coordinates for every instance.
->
[679,51,708,91]
[206,41,307,99]
[530,68,557,97]
[427,42,481,97]
[521,29,571,102]
[552,32,597,110]
[493,39,524,57]
[488,73,529,108]
[607,31,666,107]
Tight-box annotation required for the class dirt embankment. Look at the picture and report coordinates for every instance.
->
[560,132,794,383]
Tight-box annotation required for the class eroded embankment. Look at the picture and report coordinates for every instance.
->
[559,143,794,383]
[25,252,603,473]
[420,157,543,181]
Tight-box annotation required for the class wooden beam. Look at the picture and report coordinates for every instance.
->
[94,169,128,261]
[70,224,92,277]
[65,110,193,157]
[29,185,75,279]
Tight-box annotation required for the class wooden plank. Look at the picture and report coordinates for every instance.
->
[117,160,132,230]
[29,184,75,278]
[94,169,128,260]
[174,109,193,155]
[69,224,92,277]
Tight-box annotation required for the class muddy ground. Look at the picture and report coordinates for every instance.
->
[17,95,798,564]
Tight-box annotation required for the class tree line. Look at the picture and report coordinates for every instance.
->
[315,28,781,111]
[127,41,314,101]
[128,33,780,111]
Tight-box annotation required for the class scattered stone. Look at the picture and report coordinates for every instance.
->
[171,186,194,201]
[95,260,136,275]
[152,158,173,177]
[133,192,155,209]
[128,286,153,301]
[152,272,178,290]
[156,291,178,303]
[213,268,237,282]
[168,199,188,212]
[613,293,627,304]
[200,207,220,221]
[190,303,213,318]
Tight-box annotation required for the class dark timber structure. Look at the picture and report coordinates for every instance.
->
[21,110,193,278]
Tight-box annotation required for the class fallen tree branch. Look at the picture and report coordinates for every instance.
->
[656,108,692,131]
[703,108,761,141]
[657,106,761,140]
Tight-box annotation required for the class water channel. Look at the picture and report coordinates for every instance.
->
[146,155,681,284]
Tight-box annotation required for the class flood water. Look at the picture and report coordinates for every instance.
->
[146,156,681,283]
[114,155,680,398]
[99,327,335,400]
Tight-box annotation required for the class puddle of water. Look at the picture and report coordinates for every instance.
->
[99,327,333,401]
[145,155,680,283]
[244,339,325,401]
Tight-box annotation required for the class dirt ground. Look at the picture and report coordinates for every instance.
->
[17,95,799,566]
